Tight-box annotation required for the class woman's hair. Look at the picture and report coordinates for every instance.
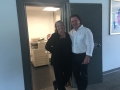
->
[54,20,64,33]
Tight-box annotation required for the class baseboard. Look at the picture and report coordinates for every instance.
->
[103,67,120,75]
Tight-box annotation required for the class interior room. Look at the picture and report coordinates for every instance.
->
[26,6,61,90]
[26,6,60,66]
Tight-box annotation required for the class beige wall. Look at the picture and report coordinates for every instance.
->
[26,10,55,41]
[26,9,60,41]
[54,10,60,22]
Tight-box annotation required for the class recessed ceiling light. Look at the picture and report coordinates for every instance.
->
[43,7,60,11]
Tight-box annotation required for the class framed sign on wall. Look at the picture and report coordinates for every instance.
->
[110,0,120,35]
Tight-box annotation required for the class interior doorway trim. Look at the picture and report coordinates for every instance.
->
[16,0,68,90]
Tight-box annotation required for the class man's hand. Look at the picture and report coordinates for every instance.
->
[82,55,90,64]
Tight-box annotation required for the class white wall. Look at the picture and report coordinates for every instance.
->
[69,0,120,72]
[26,10,55,41]
[0,0,25,90]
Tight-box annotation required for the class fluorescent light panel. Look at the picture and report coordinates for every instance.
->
[43,7,59,11]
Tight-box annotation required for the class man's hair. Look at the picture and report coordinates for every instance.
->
[70,14,81,23]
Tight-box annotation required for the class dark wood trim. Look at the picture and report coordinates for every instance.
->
[24,0,68,4]
[25,2,62,7]
[16,0,33,90]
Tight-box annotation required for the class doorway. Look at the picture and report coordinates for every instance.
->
[25,6,61,90]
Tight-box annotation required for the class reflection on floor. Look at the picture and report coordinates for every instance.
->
[31,64,120,90]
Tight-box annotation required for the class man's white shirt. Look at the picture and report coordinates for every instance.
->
[69,25,94,56]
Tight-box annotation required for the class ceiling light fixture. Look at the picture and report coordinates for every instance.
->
[43,7,60,11]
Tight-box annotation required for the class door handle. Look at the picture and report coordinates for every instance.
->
[94,43,101,48]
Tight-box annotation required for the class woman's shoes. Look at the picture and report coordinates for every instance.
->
[53,81,57,90]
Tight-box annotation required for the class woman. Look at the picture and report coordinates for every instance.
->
[45,21,72,90]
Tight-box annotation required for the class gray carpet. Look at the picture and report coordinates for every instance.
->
[87,71,120,90]
[31,64,120,90]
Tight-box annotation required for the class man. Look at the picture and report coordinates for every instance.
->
[69,14,94,90]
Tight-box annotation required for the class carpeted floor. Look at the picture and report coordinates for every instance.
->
[31,64,120,90]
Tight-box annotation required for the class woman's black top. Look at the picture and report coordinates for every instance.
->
[45,32,72,66]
